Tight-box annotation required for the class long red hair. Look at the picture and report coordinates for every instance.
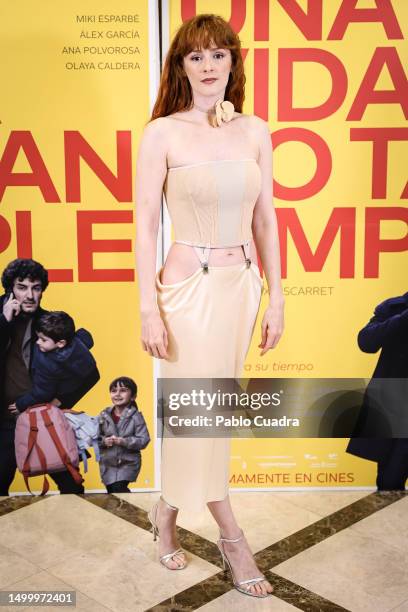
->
[150,14,245,121]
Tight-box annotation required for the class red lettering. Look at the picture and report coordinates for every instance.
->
[0,131,60,202]
[277,0,323,40]
[254,0,269,41]
[180,0,403,41]
[254,48,269,120]
[278,48,348,120]
[329,0,403,40]
[181,0,246,33]
[77,210,134,282]
[3,206,404,282]
[350,128,408,199]
[277,208,356,278]
[272,128,332,200]
[16,211,32,258]
[48,269,74,282]
[0,216,11,253]
[15,211,73,282]
[65,131,132,203]
[348,48,408,120]
[364,207,408,278]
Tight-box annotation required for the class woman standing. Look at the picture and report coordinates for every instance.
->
[135,14,283,598]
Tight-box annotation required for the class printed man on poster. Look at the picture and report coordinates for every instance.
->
[0,258,100,495]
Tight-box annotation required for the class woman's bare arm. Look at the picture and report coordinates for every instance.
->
[251,117,284,354]
[135,118,170,358]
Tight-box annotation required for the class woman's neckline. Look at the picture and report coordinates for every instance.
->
[167,158,258,172]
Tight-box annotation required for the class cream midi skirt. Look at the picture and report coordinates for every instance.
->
[155,261,263,517]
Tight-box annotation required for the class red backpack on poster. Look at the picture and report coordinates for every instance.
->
[15,403,83,495]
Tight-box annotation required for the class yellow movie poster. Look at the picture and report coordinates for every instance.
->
[168,0,408,489]
[0,0,156,493]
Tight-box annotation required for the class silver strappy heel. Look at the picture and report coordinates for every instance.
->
[217,530,272,598]
[147,496,187,570]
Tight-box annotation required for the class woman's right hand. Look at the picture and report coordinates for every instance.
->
[141,310,169,359]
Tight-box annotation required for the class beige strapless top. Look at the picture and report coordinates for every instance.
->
[163,158,262,248]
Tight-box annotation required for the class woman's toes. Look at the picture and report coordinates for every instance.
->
[249,584,260,596]
[175,553,185,567]
[166,555,183,570]
[249,580,272,596]
[262,581,273,595]
[262,580,273,595]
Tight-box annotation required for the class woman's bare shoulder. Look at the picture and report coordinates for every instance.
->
[144,115,191,140]
[142,116,173,136]
[235,112,269,131]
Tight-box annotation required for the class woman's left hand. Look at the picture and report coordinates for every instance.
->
[258,299,284,355]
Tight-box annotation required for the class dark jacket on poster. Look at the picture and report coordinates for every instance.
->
[15,328,99,412]
[346,291,408,462]
[98,404,150,486]
[0,293,100,427]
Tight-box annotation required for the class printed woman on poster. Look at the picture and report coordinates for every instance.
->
[135,14,284,598]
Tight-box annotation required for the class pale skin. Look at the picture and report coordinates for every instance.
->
[135,45,284,595]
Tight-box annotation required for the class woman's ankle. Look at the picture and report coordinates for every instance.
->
[160,495,178,511]
[219,527,243,541]
[156,498,178,531]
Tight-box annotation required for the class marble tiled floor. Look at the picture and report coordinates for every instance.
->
[0,490,406,611]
